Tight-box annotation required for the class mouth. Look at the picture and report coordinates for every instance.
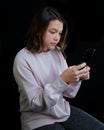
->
[51,42,57,46]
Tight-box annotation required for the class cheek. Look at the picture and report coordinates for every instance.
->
[47,33,53,39]
[42,32,53,44]
[42,36,50,46]
[46,34,53,42]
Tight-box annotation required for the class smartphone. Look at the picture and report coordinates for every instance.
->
[80,48,96,66]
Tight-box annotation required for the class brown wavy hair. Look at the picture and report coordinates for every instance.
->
[25,6,68,57]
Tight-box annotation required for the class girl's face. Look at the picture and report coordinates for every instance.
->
[42,20,63,52]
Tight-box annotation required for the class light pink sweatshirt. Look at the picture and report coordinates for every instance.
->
[13,47,81,130]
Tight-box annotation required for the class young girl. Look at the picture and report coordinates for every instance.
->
[13,6,104,130]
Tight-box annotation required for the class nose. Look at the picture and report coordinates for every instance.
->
[54,34,60,41]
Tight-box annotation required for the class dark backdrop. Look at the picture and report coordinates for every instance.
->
[1,0,104,129]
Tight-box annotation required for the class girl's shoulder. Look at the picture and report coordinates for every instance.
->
[14,47,32,63]
[15,47,32,57]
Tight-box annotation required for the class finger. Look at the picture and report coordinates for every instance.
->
[69,65,77,69]
[76,63,86,70]
[80,71,90,79]
[78,66,90,75]
[85,66,91,71]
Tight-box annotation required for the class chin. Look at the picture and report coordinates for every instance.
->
[50,46,56,50]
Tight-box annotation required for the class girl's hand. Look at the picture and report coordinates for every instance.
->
[60,63,90,84]
[79,66,90,80]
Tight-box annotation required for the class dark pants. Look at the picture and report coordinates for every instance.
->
[33,105,104,130]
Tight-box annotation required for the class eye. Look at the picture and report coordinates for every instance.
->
[50,31,56,34]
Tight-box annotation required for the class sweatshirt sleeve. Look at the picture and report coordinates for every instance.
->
[63,81,81,98]
[42,77,68,110]
[13,55,68,112]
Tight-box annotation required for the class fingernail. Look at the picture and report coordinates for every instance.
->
[82,62,86,65]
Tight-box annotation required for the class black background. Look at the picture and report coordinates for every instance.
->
[1,0,104,129]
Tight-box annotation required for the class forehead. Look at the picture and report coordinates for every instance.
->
[47,20,63,30]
